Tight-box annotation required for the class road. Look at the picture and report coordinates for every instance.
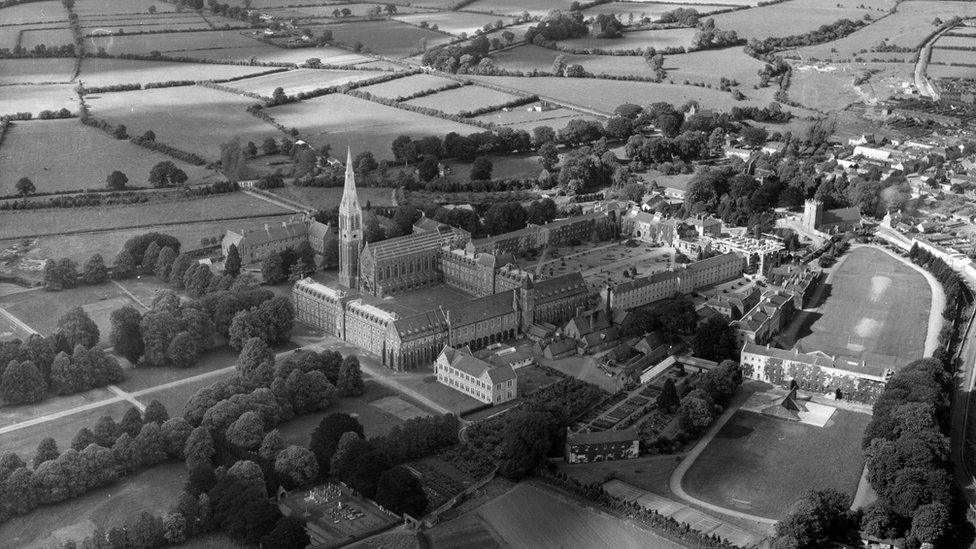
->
[915,25,950,100]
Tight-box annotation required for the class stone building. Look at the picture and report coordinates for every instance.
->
[360,231,446,298]
[565,428,640,464]
[338,148,363,289]
[222,216,327,265]
[603,252,746,312]
[802,199,862,234]
[435,345,518,405]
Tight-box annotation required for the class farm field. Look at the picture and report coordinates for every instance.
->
[461,482,686,548]
[0,83,77,116]
[443,153,541,180]
[85,85,278,160]
[82,20,211,34]
[0,1,66,24]
[683,410,871,520]
[19,26,73,48]
[87,28,260,56]
[933,34,976,48]
[267,93,481,159]
[582,1,731,18]
[267,3,434,19]
[394,11,514,36]
[930,48,976,67]
[269,184,397,209]
[945,25,976,36]
[557,28,697,51]
[710,0,893,39]
[468,75,779,114]
[77,57,278,87]
[0,460,186,548]
[0,120,215,195]
[472,102,586,126]
[225,68,381,97]
[0,58,74,84]
[789,64,864,112]
[357,73,458,100]
[73,0,181,16]
[793,0,976,60]
[460,0,577,16]
[0,193,292,239]
[405,85,524,115]
[327,20,451,57]
[166,44,372,65]
[791,246,930,363]
[931,60,976,79]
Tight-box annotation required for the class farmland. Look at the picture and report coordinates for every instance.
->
[87,29,260,56]
[0,192,292,240]
[0,120,215,195]
[19,27,73,49]
[472,102,592,127]
[267,93,481,159]
[405,85,524,115]
[267,3,434,19]
[325,20,451,57]
[77,57,276,87]
[357,72,458,100]
[460,0,577,16]
[166,44,372,65]
[557,28,698,51]
[682,410,871,520]
[0,83,77,116]
[0,58,74,85]
[710,0,894,39]
[73,0,180,16]
[581,2,731,18]
[0,1,66,24]
[224,68,383,97]
[85,85,278,160]
[394,11,515,36]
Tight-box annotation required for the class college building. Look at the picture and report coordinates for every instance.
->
[435,345,517,405]
[222,216,331,265]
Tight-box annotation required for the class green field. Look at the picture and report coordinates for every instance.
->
[225,68,380,98]
[394,11,514,36]
[0,58,75,85]
[405,85,523,115]
[270,184,396,209]
[357,73,458,100]
[557,28,697,52]
[0,1,67,24]
[710,0,893,40]
[0,282,137,341]
[77,57,277,87]
[19,27,74,49]
[793,246,930,363]
[683,410,870,519]
[0,83,77,116]
[326,20,451,57]
[0,119,216,195]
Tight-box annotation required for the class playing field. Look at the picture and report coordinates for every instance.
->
[0,83,77,116]
[0,120,215,195]
[85,85,277,161]
[0,58,75,85]
[682,409,870,519]
[405,85,523,115]
[267,93,481,159]
[795,246,930,362]
[224,68,380,98]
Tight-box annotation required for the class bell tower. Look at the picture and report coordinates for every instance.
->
[338,148,363,289]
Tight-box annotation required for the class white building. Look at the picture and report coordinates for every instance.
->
[435,345,517,405]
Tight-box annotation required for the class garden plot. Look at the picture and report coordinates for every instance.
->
[557,28,697,52]
[0,1,67,24]
[357,73,458,100]
[84,85,276,161]
[18,27,74,48]
[224,68,380,97]
[405,85,524,115]
[0,58,75,85]
[0,84,77,116]
[0,120,213,195]
[710,0,892,40]
[327,19,451,57]
[394,12,515,36]
[77,57,276,87]
[267,93,481,159]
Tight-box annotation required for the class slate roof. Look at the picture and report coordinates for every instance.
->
[742,343,904,378]
[534,272,588,304]
[229,220,308,247]
[444,291,514,327]
[567,428,639,446]
[392,308,448,340]
[363,231,444,262]
[440,345,516,384]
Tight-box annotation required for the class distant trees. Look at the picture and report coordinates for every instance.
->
[0,360,46,404]
[15,177,35,197]
[470,156,493,181]
[106,170,128,190]
[374,466,428,517]
[773,489,859,548]
[691,316,737,362]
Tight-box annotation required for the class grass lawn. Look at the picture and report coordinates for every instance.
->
[0,385,115,427]
[682,409,871,520]
[0,461,187,548]
[792,246,930,363]
[0,119,217,195]
[116,346,243,392]
[0,282,137,341]
[1,399,134,462]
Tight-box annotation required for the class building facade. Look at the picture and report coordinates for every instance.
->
[603,252,746,312]
[565,428,640,463]
[435,345,517,405]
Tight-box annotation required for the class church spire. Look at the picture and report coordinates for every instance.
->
[338,147,363,289]
[340,147,359,212]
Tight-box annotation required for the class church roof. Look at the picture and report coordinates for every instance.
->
[821,206,861,225]
[363,231,444,262]
[392,308,448,340]
[307,220,332,241]
[445,291,515,327]
[534,272,588,304]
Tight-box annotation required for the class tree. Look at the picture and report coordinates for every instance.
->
[909,502,950,545]
[83,254,109,285]
[1,360,46,404]
[120,405,144,438]
[259,429,284,462]
[238,337,275,387]
[274,445,319,488]
[470,156,493,181]
[130,511,166,549]
[144,399,169,425]
[309,412,364,475]
[741,125,769,147]
[773,489,857,548]
[224,244,241,277]
[106,170,128,190]
[16,177,35,197]
[93,415,120,447]
[184,426,215,469]
[226,411,265,451]
[260,516,310,549]
[56,307,100,350]
[43,258,78,290]
[330,434,389,498]
[154,246,177,279]
[497,409,553,480]
[109,306,144,365]
[336,355,364,397]
[34,438,60,468]
[113,249,136,280]
[71,427,96,451]
[374,466,428,517]
[657,378,680,412]
[677,395,713,435]
[142,241,162,275]
[148,161,188,188]
[261,252,287,284]
[692,316,738,362]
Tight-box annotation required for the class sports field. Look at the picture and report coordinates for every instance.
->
[682,409,870,520]
[795,246,930,362]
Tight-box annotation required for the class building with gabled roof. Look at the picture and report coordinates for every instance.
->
[435,345,517,405]
[565,427,639,463]
[222,216,312,265]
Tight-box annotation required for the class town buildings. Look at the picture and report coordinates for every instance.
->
[565,428,640,464]
[801,199,862,235]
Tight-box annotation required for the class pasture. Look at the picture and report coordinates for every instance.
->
[326,20,450,57]
[0,120,214,195]
[85,85,277,161]
[931,59,976,79]
[167,44,372,65]
[267,93,481,159]
[930,48,976,67]
[87,28,259,56]
[461,0,577,16]
[792,246,930,363]
[357,72,458,100]
[225,68,380,97]
[82,20,211,35]
[710,0,893,40]
[933,34,976,48]
[582,2,731,18]
[405,85,524,115]
[394,11,514,36]
[0,58,74,85]
[0,192,291,240]
[77,57,275,87]
[682,410,870,520]
[0,1,66,24]
[18,27,73,49]
[267,3,433,19]
[557,28,697,52]
[0,83,77,116]
[789,64,863,112]
[73,0,180,16]
[472,102,587,126]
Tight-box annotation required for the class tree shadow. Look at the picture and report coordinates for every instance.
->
[809,282,833,309]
